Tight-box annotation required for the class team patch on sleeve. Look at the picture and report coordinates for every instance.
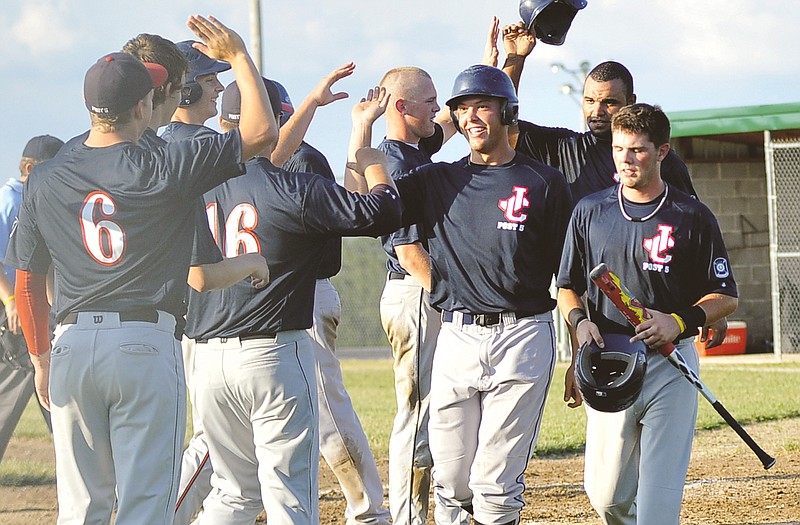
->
[714,257,730,278]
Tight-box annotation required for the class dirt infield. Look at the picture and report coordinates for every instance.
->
[1,418,797,524]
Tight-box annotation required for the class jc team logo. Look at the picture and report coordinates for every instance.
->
[497,186,529,231]
[642,223,675,273]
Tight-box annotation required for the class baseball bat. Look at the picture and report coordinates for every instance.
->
[588,262,776,470]
[175,451,210,513]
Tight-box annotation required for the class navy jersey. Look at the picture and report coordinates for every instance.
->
[515,120,697,204]
[6,129,245,322]
[283,141,341,279]
[185,158,402,339]
[159,123,228,268]
[377,123,444,275]
[395,152,572,314]
[556,184,737,337]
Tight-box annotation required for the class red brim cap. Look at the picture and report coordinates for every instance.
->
[142,62,168,88]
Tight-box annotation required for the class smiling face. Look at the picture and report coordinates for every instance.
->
[582,77,630,139]
[401,76,440,140]
[193,72,224,122]
[453,96,508,155]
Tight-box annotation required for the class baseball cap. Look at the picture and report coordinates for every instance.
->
[269,79,295,126]
[220,78,282,123]
[177,40,231,82]
[22,135,65,161]
[84,52,168,115]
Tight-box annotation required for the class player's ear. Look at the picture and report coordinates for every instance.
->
[657,142,670,162]
[395,98,407,115]
[629,92,637,105]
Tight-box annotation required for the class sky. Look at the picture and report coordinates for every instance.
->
[2,0,798,179]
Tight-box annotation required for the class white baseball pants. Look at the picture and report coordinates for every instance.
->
[379,274,441,525]
[49,311,185,525]
[583,339,700,525]
[429,312,556,525]
[309,278,391,524]
[193,331,319,525]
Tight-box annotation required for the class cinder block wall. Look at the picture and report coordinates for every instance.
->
[673,137,771,352]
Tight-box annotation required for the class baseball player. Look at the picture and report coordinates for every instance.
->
[273,78,391,525]
[348,66,457,525]
[0,135,61,464]
[166,60,354,525]
[7,16,276,525]
[350,64,572,525]
[484,18,730,348]
[557,103,738,525]
[183,79,402,524]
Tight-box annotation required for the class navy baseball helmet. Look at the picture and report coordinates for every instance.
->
[575,333,647,413]
[176,40,231,107]
[446,65,519,130]
[269,79,295,127]
[519,0,588,46]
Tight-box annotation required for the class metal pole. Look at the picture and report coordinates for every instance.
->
[764,130,782,360]
[250,0,263,73]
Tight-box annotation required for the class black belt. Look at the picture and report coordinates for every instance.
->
[62,309,160,325]
[388,271,408,280]
[441,310,537,327]
[196,332,277,344]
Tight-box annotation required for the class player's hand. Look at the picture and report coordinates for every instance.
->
[482,16,500,67]
[30,351,51,411]
[310,63,355,107]
[351,147,388,175]
[576,319,603,349]
[187,15,246,63]
[631,309,681,349]
[563,362,583,408]
[4,298,20,335]
[352,86,389,126]
[503,21,536,57]
[241,253,269,289]
[701,317,728,349]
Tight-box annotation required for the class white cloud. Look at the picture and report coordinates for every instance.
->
[10,1,77,56]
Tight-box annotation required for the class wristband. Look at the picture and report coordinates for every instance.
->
[568,308,588,329]
[2,295,14,306]
[674,306,707,333]
[670,313,686,333]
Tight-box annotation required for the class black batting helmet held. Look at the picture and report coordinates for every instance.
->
[446,65,519,131]
[575,333,647,413]
[519,0,587,46]
[176,40,231,107]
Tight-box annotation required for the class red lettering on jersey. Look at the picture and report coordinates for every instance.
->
[643,224,675,264]
[498,186,530,223]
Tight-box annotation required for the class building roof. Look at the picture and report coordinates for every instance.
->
[669,102,800,138]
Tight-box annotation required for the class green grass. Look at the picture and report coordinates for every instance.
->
[341,359,800,458]
[2,358,798,485]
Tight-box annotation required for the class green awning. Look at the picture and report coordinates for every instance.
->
[669,102,800,138]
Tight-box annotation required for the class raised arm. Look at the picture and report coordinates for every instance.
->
[344,86,389,194]
[500,21,536,93]
[271,62,356,167]
[187,15,277,160]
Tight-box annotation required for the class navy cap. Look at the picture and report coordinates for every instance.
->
[220,78,282,124]
[269,79,295,126]
[177,40,231,82]
[22,135,64,161]
[84,52,168,115]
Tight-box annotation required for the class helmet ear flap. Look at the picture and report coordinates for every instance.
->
[501,101,519,126]
[180,81,202,107]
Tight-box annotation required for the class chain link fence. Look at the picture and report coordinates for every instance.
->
[766,133,800,355]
